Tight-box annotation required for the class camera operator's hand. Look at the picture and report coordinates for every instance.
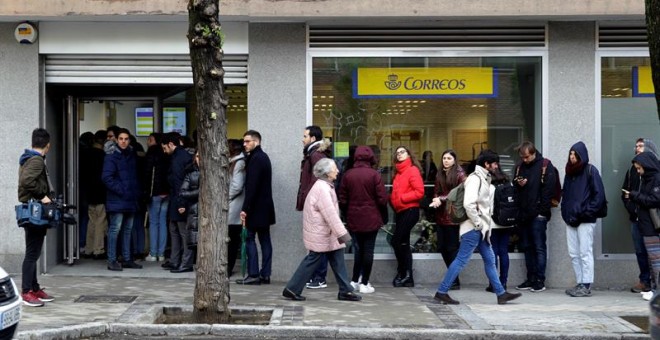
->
[41,196,52,204]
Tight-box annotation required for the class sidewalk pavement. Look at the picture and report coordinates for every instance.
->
[11,259,651,339]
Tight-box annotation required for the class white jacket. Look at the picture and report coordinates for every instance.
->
[459,165,493,239]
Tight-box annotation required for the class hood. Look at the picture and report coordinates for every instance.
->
[353,146,376,166]
[633,152,660,177]
[19,149,42,166]
[643,138,660,159]
[569,141,590,164]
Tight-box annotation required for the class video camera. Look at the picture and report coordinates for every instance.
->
[15,194,77,228]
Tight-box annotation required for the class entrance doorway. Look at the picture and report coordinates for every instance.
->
[44,84,247,271]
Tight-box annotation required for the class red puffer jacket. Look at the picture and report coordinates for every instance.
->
[390,158,425,213]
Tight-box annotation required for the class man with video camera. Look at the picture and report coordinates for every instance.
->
[18,128,56,307]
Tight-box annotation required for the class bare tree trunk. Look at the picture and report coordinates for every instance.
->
[646,0,660,122]
[188,0,231,323]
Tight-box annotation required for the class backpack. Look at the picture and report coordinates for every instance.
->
[516,158,562,208]
[492,182,519,226]
[446,174,481,224]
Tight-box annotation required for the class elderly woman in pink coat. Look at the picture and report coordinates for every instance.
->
[282,158,362,302]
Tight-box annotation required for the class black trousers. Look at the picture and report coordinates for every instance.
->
[391,208,419,275]
[22,225,48,293]
[352,230,379,284]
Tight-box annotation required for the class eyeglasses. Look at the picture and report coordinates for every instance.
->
[396,150,407,155]
[636,144,645,148]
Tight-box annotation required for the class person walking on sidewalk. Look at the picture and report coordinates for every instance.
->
[561,141,607,297]
[514,141,558,293]
[624,151,660,301]
[103,128,143,271]
[429,149,466,291]
[236,130,275,285]
[622,138,659,293]
[283,158,361,302]
[338,146,388,294]
[296,126,332,290]
[390,146,425,287]
[18,128,56,307]
[433,150,521,305]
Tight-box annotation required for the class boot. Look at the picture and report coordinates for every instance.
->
[392,272,404,287]
[394,270,414,287]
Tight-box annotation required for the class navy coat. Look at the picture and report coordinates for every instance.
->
[241,145,276,230]
[102,146,140,213]
[560,141,607,227]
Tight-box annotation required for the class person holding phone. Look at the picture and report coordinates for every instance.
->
[627,151,660,300]
[621,138,660,294]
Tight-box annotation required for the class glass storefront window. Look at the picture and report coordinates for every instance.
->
[312,56,542,254]
[601,57,658,254]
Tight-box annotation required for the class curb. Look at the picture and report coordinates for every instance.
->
[17,323,648,340]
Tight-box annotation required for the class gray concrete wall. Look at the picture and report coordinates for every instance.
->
[0,23,40,273]
[0,0,644,20]
[248,23,308,281]
[546,21,638,289]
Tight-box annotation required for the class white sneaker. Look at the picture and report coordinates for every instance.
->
[350,281,360,290]
[145,255,157,262]
[359,283,375,294]
[642,290,655,301]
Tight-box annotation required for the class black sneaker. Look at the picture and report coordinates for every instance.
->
[107,261,123,271]
[338,291,362,301]
[530,281,546,292]
[122,261,143,269]
[515,280,533,290]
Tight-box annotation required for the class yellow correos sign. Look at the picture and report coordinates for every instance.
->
[353,67,497,98]
[633,66,654,97]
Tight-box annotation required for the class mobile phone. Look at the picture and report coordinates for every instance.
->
[622,189,630,194]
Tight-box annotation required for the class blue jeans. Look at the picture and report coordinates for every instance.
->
[285,248,354,295]
[148,196,169,257]
[519,216,548,283]
[311,254,328,282]
[632,222,651,285]
[246,227,272,278]
[490,228,511,286]
[107,212,135,262]
[437,229,505,295]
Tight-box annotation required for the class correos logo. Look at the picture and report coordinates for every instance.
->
[384,74,467,91]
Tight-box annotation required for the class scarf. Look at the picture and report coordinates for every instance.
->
[565,161,585,177]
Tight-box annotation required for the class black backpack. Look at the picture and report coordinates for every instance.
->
[492,182,519,227]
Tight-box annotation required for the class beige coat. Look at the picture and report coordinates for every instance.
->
[302,179,348,252]
[459,165,493,239]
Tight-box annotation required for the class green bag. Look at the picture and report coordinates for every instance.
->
[446,174,480,224]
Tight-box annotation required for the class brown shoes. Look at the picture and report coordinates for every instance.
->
[433,292,459,305]
[497,291,522,305]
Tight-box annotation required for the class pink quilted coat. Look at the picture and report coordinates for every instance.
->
[302,179,349,252]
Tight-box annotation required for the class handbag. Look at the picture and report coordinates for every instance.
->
[650,208,660,231]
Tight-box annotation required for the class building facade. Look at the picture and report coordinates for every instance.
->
[0,0,654,289]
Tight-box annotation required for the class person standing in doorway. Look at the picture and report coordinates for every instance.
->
[296,126,332,290]
[103,128,142,271]
[561,141,607,297]
[236,130,276,285]
[144,132,170,262]
[18,128,56,307]
[389,146,424,287]
[85,130,108,260]
[161,132,194,273]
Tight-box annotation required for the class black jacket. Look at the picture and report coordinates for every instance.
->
[241,145,276,230]
[180,163,200,230]
[167,146,192,222]
[145,145,170,197]
[83,145,107,205]
[622,164,642,222]
[630,152,660,236]
[515,152,557,222]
